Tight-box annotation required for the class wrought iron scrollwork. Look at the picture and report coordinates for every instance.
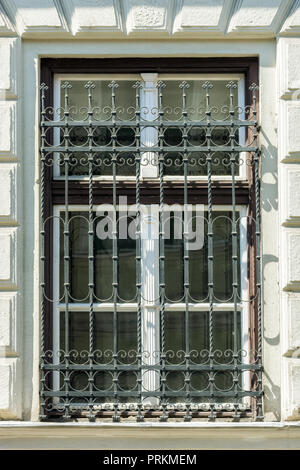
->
[40,79,263,422]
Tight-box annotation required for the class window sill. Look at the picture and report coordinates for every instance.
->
[1,421,300,450]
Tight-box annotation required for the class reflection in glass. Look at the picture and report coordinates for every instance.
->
[59,80,136,176]
[60,311,137,399]
[162,80,240,176]
[165,212,183,301]
[59,212,136,302]
[118,216,136,301]
[165,310,241,401]
[164,211,240,302]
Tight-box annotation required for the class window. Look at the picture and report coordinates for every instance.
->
[40,58,262,422]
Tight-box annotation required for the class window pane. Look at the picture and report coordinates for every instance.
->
[59,211,136,303]
[60,311,137,401]
[59,80,136,176]
[189,211,208,301]
[94,223,113,301]
[165,212,183,301]
[165,310,242,361]
[213,212,240,301]
[165,310,241,402]
[162,80,240,176]
[118,216,136,302]
[59,309,136,357]
[165,211,240,302]
[68,212,89,301]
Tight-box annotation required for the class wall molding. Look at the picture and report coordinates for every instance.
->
[0,0,300,39]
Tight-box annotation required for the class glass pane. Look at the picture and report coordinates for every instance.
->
[59,80,136,176]
[60,311,137,401]
[213,212,240,301]
[162,80,240,176]
[164,211,240,303]
[69,212,89,301]
[189,211,208,301]
[165,310,241,402]
[118,215,136,302]
[163,80,239,121]
[165,212,183,302]
[94,221,113,301]
[59,211,136,303]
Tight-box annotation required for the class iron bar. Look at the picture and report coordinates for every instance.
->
[203,81,215,421]
[109,80,120,423]
[61,81,72,421]
[40,82,48,420]
[157,80,168,422]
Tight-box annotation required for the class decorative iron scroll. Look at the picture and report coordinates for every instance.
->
[40,80,262,422]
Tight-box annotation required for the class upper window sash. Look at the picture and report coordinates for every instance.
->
[51,73,247,180]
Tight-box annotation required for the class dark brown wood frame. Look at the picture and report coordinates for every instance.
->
[40,57,259,417]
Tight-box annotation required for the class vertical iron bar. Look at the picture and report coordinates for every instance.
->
[109,81,120,422]
[61,81,72,420]
[203,81,215,421]
[40,83,48,420]
[180,81,191,422]
[227,81,239,420]
[157,81,167,422]
[86,81,96,422]
[250,83,263,420]
[133,81,144,422]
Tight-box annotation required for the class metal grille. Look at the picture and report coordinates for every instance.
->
[40,78,263,422]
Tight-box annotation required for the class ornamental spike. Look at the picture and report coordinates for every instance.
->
[226,80,238,89]
[61,81,72,89]
[249,82,259,92]
[179,81,190,89]
[156,80,166,89]
[108,80,119,89]
[85,81,95,89]
[202,81,213,90]
[132,81,143,89]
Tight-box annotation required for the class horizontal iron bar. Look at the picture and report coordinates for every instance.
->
[44,145,257,153]
[42,390,262,398]
[42,120,257,128]
[47,410,252,416]
[42,363,262,371]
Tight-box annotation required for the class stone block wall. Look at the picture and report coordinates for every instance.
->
[0,36,22,419]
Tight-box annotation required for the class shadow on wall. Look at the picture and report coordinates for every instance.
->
[263,369,281,421]
[259,123,280,420]
[260,129,278,213]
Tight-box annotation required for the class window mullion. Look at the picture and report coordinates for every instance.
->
[141,205,160,409]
